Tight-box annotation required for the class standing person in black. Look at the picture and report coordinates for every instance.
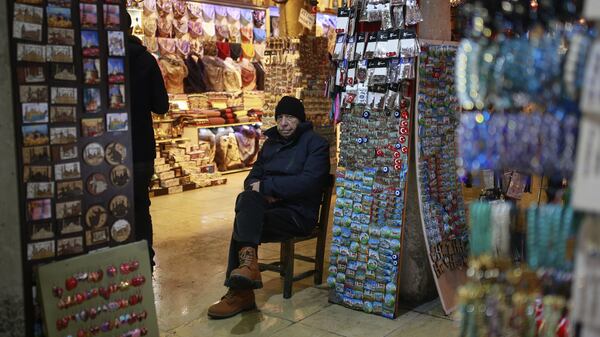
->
[126,13,169,269]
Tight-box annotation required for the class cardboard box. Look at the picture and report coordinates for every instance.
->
[168,185,183,194]
[154,164,171,173]
[158,170,175,180]
[160,177,180,188]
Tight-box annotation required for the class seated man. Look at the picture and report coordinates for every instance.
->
[208,96,330,319]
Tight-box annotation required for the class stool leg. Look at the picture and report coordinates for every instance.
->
[314,233,326,285]
[279,242,286,277]
[283,241,294,299]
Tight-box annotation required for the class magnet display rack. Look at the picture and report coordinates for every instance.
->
[326,0,422,318]
[8,0,136,335]
[414,40,468,314]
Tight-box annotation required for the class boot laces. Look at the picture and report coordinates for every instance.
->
[222,289,236,301]
[239,248,254,267]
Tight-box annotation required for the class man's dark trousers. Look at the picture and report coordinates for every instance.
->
[225,190,312,284]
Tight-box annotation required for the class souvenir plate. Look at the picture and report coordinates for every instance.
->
[85,204,108,228]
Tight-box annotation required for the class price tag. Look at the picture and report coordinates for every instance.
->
[298,8,316,29]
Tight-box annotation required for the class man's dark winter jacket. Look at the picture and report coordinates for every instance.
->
[127,36,169,163]
[244,122,330,230]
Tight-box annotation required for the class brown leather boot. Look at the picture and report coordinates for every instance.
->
[228,247,263,289]
[207,289,256,319]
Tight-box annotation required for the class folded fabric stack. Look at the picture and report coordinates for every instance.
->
[187,94,210,110]
[233,110,249,123]
[242,91,264,111]
[220,108,236,124]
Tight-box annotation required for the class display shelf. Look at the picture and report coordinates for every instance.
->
[198,121,261,129]
[155,137,190,144]
[182,123,261,144]
[220,167,252,175]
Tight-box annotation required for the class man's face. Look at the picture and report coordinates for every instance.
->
[276,114,300,138]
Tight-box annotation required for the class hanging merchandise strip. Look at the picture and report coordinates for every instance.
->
[414,42,469,314]
[453,1,593,179]
[327,0,423,319]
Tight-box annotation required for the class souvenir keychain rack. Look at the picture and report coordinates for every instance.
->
[326,0,424,319]
[8,0,137,335]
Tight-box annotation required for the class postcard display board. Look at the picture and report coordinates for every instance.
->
[8,0,136,334]
[326,2,422,318]
[415,42,468,313]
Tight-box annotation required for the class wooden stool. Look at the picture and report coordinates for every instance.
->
[258,175,334,298]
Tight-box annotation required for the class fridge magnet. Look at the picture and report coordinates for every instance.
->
[22,124,49,146]
[80,4,98,29]
[83,142,104,166]
[81,118,104,137]
[17,65,45,83]
[83,87,101,113]
[47,6,72,28]
[86,173,108,195]
[109,195,129,218]
[13,21,42,42]
[107,58,125,83]
[26,182,54,199]
[54,161,81,180]
[107,113,128,132]
[50,106,76,123]
[86,227,109,246]
[85,205,108,228]
[51,63,77,81]
[26,198,52,221]
[48,27,75,45]
[14,4,43,24]
[30,222,54,240]
[105,142,126,165]
[51,87,77,105]
[48,0,71,7]
[17,43,45,62]
[20,85,48,103]
[83,58,101,84]
[59,217,83,235]
[22,103,49,123]
[46,45,73,63]
[81,30,100,57]
[50,126,77,145]
[57,236,84,256]
[52,144,78,161]
[110,165,130,187]
[56,200,82,219]
[23,165,52,182]
[27,240,55,260]
[56,180,83,200]
[107,31,125,56]
[104,4,120,30]
[111,219,131,242]
[108,84,125,109]
[22,145,50,164]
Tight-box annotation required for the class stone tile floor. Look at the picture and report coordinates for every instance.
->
[150,173,458,337]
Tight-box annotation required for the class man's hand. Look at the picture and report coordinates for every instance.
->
[250,181,260,192]
[264,196,279,204]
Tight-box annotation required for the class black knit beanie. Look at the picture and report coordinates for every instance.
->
[275,96,306,122]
